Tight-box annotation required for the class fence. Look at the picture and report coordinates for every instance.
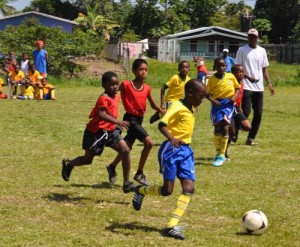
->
[262,44,300,64]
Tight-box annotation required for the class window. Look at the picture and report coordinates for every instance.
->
[208,41,215,53]
[190,40,198,52]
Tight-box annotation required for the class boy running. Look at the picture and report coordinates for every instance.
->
[132,79,206,240]
[61,71,134,193]
[206,57,240,167]
[106,59,165,186]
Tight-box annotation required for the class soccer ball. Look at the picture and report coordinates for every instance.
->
[242,210,268,235]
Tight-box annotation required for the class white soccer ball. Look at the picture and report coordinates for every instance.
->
[242,210,268,235]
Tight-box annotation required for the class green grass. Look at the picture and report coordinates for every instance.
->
[0,84,299,246]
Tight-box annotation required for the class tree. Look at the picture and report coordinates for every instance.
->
[74,2,119,41]
[254,0,300,43]
[252,18,271,43]
[0,0,16,16]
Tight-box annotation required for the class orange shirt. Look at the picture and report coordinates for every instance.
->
[9,70,25,81]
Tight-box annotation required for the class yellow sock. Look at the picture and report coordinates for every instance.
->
[214,134,221,155]
[167,193,191,228]
[219,136,229,157]
[138,185,161,196]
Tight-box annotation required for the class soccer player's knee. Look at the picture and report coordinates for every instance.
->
[160,187,173,196]
[120,145,130,156]
[144,138,154,148]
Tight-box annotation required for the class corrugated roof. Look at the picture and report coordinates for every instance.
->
[0,11,79,25]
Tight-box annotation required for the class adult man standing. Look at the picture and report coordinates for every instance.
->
[222,48,235,72]
[235,28,275,146]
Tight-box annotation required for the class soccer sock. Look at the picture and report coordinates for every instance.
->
[214,134,221,155]
[167,193,191,228]
[219,136,229,157]
[138,185,162,196]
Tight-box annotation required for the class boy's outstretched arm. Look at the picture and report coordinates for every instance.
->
[98,108,130,130]
[158,122,185,148]
[148,92,165,115]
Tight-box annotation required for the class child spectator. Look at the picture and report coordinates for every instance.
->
[20,52,31,75]
[61,71,135,193]
[0,77,7,99]
[33,40,48,78]
[196,57,208,82]
[150,60,191,124]
[38,77,56,100]
[106,59,165,186]
[225,64,252,158]
[17,78,35,100]
[3,51,17,74]
[206,57,240,167]
[132,79,206,240]
[8,64,25,98]
[27,64,43,98]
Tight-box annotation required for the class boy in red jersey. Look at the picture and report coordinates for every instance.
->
[225,64,252,159]
[61,71,135,193]
[106,59,165,187]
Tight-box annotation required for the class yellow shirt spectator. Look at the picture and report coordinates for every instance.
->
[165,74,191,103]
[9,70,25,81]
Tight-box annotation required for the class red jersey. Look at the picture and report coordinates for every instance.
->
[235,80,244,108]
[197,65,208,74]
[121,80,151,117]
[86,94,120,133]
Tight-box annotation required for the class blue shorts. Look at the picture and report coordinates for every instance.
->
[211,98,234,125]
[158,141,195,181]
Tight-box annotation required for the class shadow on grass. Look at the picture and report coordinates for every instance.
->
[105,221,161,235]
[43,192,91,202]
[136,143,161,147]
[70,182,121,189]
[195,156,212,166]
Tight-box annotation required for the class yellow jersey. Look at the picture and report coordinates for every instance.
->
[206,72,240,99]
[27,70,42,83]
[21,85,35,98]
[9,70,25,81]
[165,74,191,103]
[160,100,195,144]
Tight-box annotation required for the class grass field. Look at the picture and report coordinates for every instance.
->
[0,82,299,246]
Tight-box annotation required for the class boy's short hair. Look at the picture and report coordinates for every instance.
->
[231,64,243,74]
[178,60,190,70]
[185,79,205,92]
[102,71,117,87]
[214,57,224,66]
[132,59,147,70]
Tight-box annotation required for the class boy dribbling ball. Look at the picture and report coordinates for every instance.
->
[132,79,206,240]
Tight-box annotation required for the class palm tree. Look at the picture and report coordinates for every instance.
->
[74,2,119,41]
[0,0,16,16]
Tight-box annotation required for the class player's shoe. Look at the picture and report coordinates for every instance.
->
[122,181,135,193]
[61,159,73,181]
[132,185,145,211]
[106,165,117,184]
[134,173,150,186]
[162,226,185,240]
[212,155,226,167]
[246,139,258,146]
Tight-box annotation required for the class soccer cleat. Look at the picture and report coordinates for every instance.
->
[106,165,117,184]
[150,111,160,124]
[162,226,185,240]
[212,155,226,167]
[231,135,237,143]
[122,181,135,194]
[246,139,258,146]
[134,173,150,186]
[132,185,145,211]
[61,159,73,181]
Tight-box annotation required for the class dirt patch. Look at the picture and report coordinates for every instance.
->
[73,58,125,78]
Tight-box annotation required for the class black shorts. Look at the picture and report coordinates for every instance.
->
[82,127,122,156]
[234,108,247,123]
[123,113,148,145]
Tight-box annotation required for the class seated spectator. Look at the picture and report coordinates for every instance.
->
[17,78,35,100]
[39,77,56,100]
[9,64,25,98]
[0,77,7,99]
[27,64,43,98]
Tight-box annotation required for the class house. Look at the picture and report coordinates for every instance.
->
[158,26,248,63]
[0,11,78,33]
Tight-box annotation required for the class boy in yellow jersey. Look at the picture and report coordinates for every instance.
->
[150,61,190,123]
[132,79,206,240]
[0,77,7,99]
[206,57,240,167]
[27,64,43,98]
[17,78,35,100]
[39,77,56,100]
[8,64,25,98]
